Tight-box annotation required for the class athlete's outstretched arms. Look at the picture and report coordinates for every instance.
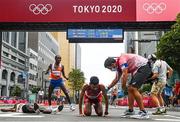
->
[100,84,109,116]
[108,72,121,90]
[79,84,88,116]
[45,64,52,75]
[61,65,68,80]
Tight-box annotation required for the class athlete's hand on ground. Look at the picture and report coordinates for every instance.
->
[79,113,85,117]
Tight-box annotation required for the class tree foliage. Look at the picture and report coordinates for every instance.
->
[31,86,40,94]
[140,84,152,93]
[157,13,180,74]
[68,68,85,91]
[11,85,21,97]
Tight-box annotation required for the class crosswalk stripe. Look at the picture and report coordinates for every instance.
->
[0,113,44,118]
[164,115,180,119]
[154,119,180,121]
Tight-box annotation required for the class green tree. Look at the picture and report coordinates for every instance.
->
[31,86,40,94]
[68,68,85,103]
[11,85,21,97]
[157,13,180,74]
[140,84,151,93]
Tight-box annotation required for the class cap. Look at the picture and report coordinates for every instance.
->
[104,57,116,68]
[148,54,157,61]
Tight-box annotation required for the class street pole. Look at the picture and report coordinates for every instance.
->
[26,73,29,100]
[25,56,29,100]
[74,43,77,103]
[44,80,47,103]
[41,71,45,103]
[41,71,45,89]
[0,32,2,68]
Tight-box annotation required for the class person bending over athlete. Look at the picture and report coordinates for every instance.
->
[104,53,152,119]
[79,76,108,116]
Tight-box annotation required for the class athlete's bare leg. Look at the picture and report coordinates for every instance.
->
[129,86,145,111]
[94,103,103,116]
[84,102,92,116]
[48,85,54,106]
[60,85,71,104]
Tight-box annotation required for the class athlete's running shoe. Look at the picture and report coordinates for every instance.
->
[124,109,135,115]
[152,108,162,115]
[161,108,167,114]
[131,110,149,119]
[69,104,75,111]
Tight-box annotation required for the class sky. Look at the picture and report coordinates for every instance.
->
[79,43,125,86]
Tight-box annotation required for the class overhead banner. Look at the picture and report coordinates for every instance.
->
[0,0,179,22]
[136,0,180,21]
[0,0,136,22]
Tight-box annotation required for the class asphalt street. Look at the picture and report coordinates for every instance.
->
[0,105,180,122]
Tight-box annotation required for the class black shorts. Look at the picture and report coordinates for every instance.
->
[112,96,117,101]
[177,95,180,100]
[129,63,152,89]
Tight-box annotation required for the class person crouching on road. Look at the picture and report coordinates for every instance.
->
[79,76,109,116]
[104,53,152,119]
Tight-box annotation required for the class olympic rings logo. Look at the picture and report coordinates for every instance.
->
[29,4,52,15]
[143,2,166,14]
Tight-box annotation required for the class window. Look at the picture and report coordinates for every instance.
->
[11,32,17,47]
[18,59,25,64]
[17,75,23,83]
[3,51,9,57]
[2,70,8,80]
[18,32,26,52]
[11,55,16,61]
[3,32,9,43]
[30,63,33,69]
[10,72,15,82]
[29,74,32,80]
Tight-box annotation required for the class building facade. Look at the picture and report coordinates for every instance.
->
[0,32,59,97]
[28,32,59,93]
[27,48,38,90]
[0,32,29,97]
[125,31,163,57]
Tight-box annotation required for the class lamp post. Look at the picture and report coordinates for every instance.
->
[41,70,46,103]
[41,71,46,89]
[0,32,2,68]
[44,79,48,103]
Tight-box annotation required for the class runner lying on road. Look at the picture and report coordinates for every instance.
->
[0,103,63,114]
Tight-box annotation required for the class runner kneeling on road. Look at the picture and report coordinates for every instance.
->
[79,76,109,116]
[1,103,63,114]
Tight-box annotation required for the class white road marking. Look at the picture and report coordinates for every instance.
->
[0,113,44,118]
[154,119,180,121]
[164,115,180,119]
[153,114,180,121]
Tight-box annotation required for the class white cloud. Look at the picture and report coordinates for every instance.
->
[80,43,125,86]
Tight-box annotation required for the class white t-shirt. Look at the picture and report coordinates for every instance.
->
[16,103,25,112]
[152,60,172,82]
